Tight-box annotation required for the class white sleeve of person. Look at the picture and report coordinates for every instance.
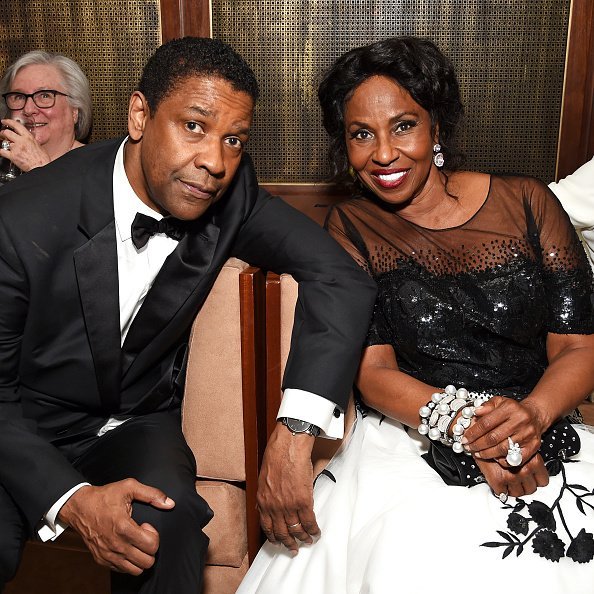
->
[37,482,91,542]
[278,388,344,439]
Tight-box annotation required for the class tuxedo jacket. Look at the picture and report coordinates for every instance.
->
[0,138,376,532]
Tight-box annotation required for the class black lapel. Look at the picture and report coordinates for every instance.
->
[73,139,122,413]
[121,215,220,372]
[118,153,258,384]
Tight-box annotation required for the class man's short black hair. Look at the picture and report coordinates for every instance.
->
[138,37,259,113]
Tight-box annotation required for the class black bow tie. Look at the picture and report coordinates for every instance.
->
[131,212,187,249]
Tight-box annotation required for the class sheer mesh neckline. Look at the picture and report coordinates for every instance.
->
[328,175,590,279]
[391,174,492,232]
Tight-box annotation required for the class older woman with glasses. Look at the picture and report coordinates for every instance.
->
[0,50,92,175]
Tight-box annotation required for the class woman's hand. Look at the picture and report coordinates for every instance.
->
[461,396,546,467]
[474,452,549,498]
[0,118,50,172]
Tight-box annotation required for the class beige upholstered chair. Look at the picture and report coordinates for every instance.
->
[183,257,266,593]
[7,258,266,594]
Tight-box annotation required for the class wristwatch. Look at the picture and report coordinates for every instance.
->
[279,417,321,437]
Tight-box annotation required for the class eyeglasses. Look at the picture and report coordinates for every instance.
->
[2,89,70,110]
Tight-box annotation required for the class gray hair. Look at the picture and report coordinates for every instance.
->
[0,50,92,140]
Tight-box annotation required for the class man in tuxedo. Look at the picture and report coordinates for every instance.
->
[0,37,376,593]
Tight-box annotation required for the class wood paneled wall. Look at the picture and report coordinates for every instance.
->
[159,0,594,183]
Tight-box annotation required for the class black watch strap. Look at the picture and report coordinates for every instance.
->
[279,417,321,437]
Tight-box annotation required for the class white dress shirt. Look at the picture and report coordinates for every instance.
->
[277,390,344,439]
[38,138,344,541]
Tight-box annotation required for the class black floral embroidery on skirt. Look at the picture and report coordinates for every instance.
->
[313,469,337,487]
[482,459,594,563]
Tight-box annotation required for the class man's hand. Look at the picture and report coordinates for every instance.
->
[58,479,175,575]
[257,423,320,555]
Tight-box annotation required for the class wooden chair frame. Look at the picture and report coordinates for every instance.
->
[238,266,267,562]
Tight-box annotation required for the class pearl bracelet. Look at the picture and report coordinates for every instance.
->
[418,385,493,453]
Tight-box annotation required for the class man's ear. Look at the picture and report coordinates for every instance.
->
[128,91,150,140]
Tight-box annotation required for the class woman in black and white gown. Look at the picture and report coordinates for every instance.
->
[238,37,594,594]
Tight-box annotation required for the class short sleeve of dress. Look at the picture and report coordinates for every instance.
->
[325,206,372,274]
[527,178,594,334]
[326,205,391,347]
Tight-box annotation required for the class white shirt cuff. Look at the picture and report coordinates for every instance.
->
[277,389,344,439]
[37,482,90,542]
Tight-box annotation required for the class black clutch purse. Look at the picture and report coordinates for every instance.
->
[422,417,581,487]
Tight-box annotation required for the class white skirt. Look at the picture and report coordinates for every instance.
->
[238,410,594,594]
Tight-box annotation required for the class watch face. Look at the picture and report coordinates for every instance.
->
[286,418,311,433]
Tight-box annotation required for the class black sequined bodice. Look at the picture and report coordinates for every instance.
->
[327,176,594,395]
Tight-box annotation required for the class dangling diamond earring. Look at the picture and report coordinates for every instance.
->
[433,143,444,168]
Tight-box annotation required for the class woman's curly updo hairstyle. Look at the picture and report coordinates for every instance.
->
[318,36,465,184]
